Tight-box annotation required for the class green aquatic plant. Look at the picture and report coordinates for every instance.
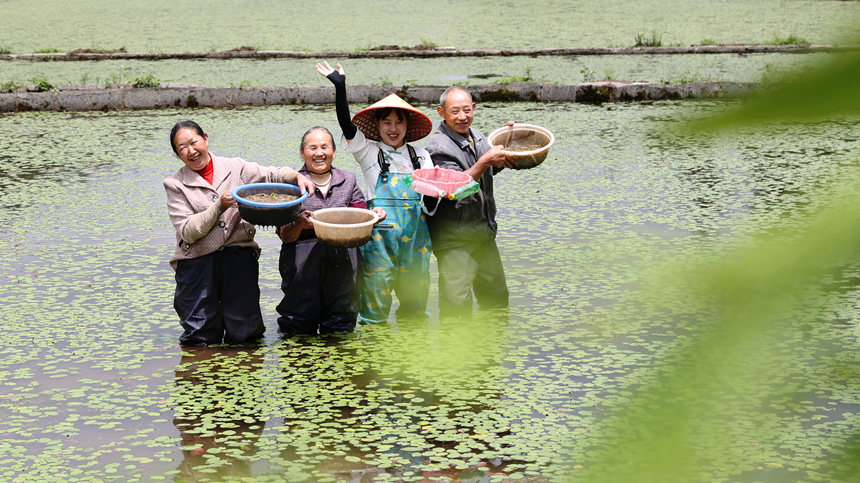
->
[103,64,129,87]
[417,37,438,49]
[0,47,10,54]
[659,70,713,84]
[766,34,810,46]
[691,41,859,129]
[132,75,161,88]
[30,76,55,92]
[580,66,596,82]
[34,47,62,53]
[756,55,817,85]
[634,31,663,47]
[494,67,545,84]
[0,84,856,482]
[0,80,22,93]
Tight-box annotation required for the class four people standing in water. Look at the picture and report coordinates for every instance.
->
[164,69,514,345]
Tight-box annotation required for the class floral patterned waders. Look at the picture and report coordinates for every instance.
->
[358,150,432,323]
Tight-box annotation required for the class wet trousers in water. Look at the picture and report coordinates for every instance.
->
[359,172,432,324]
[435,239,508,318]
[173,246,265,346]
[277,238,359,336]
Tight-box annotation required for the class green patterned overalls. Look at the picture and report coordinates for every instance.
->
[358,145,432,323]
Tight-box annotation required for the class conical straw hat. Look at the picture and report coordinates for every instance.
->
[352,93,433,143]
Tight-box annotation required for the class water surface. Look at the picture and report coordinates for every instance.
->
[1,0,857,53]
[1,103,858,480]
[0,52,837,88]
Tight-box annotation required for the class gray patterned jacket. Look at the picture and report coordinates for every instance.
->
[164,155,284,269]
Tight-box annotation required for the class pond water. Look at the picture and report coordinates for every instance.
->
[2,0,859,479]
[0,52,838,88]
[1,102,858,481]
[1,0,857,53]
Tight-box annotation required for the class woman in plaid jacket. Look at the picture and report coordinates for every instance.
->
[164,120,313,347]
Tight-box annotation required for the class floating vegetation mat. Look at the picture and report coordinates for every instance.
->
[0,0,855,52]
[0,53,841,88]
[0,103,858,481]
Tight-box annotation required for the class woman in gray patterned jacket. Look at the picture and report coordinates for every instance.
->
[164,120,313,347]
[275,126,386,337]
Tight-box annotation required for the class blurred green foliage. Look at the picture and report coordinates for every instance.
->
[579,31,860,482]
[690,41,860,130]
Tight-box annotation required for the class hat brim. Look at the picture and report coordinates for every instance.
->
[352,93,433,143]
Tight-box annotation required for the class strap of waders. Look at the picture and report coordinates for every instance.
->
[377,144,421,180]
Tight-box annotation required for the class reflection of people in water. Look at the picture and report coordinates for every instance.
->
[266,329,509,480]
[171,347,266,479]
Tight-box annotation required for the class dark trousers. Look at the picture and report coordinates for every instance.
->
[174,247,265,346]
[277,239,359,336]
[435,239,509,318]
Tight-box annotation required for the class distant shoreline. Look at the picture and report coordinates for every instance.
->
[1,44,852,62]
[0,81,753,113]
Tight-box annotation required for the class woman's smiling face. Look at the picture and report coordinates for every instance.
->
[300,128,336,174]
[173,128,211,171]
[377,109,407,148]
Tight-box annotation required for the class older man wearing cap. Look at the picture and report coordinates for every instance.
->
[317,61,435,324]
[425,86,514,318]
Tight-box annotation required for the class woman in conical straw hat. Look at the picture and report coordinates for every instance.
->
[317,61,434,324]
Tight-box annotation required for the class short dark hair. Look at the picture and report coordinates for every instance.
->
[300,126,336,151]
[170,120,205,155]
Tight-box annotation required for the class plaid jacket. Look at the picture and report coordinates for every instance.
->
[164,154,284,269]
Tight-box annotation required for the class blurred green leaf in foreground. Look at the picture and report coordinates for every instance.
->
[577,31,860,482]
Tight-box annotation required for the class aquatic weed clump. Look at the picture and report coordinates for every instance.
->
[132,75,161,88]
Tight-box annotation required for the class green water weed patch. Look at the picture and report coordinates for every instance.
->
[131,75,160,88]
[766,34,811,46]
[634,31,664,47]
[0,0,853,52]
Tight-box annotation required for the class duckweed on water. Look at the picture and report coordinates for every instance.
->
[0,0,855,52]
[0,102,858,480]
[0,52,841,88]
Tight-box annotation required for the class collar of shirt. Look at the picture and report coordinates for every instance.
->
[439,121,477,156]
[377,142,415,171]
[378,141,402,152]
[440,121,474,148]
